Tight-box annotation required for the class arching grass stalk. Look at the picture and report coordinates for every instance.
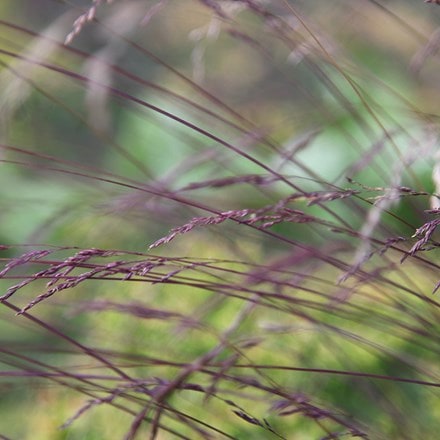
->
[1,1,440,439]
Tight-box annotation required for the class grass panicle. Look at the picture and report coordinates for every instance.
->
[1,0,440,439]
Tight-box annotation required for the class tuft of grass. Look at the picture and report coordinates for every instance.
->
[1,1,440,438]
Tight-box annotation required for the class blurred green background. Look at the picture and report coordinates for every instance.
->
[1,0,439,248]
[1,1,440,439]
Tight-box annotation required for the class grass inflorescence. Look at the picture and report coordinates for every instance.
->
[1,1,440,439]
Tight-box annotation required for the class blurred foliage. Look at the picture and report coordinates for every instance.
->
[1,1,440,439]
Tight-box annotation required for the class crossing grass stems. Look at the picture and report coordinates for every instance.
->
[1,1,440,439]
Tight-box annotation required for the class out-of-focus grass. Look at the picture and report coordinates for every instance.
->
[1,1,440,439]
